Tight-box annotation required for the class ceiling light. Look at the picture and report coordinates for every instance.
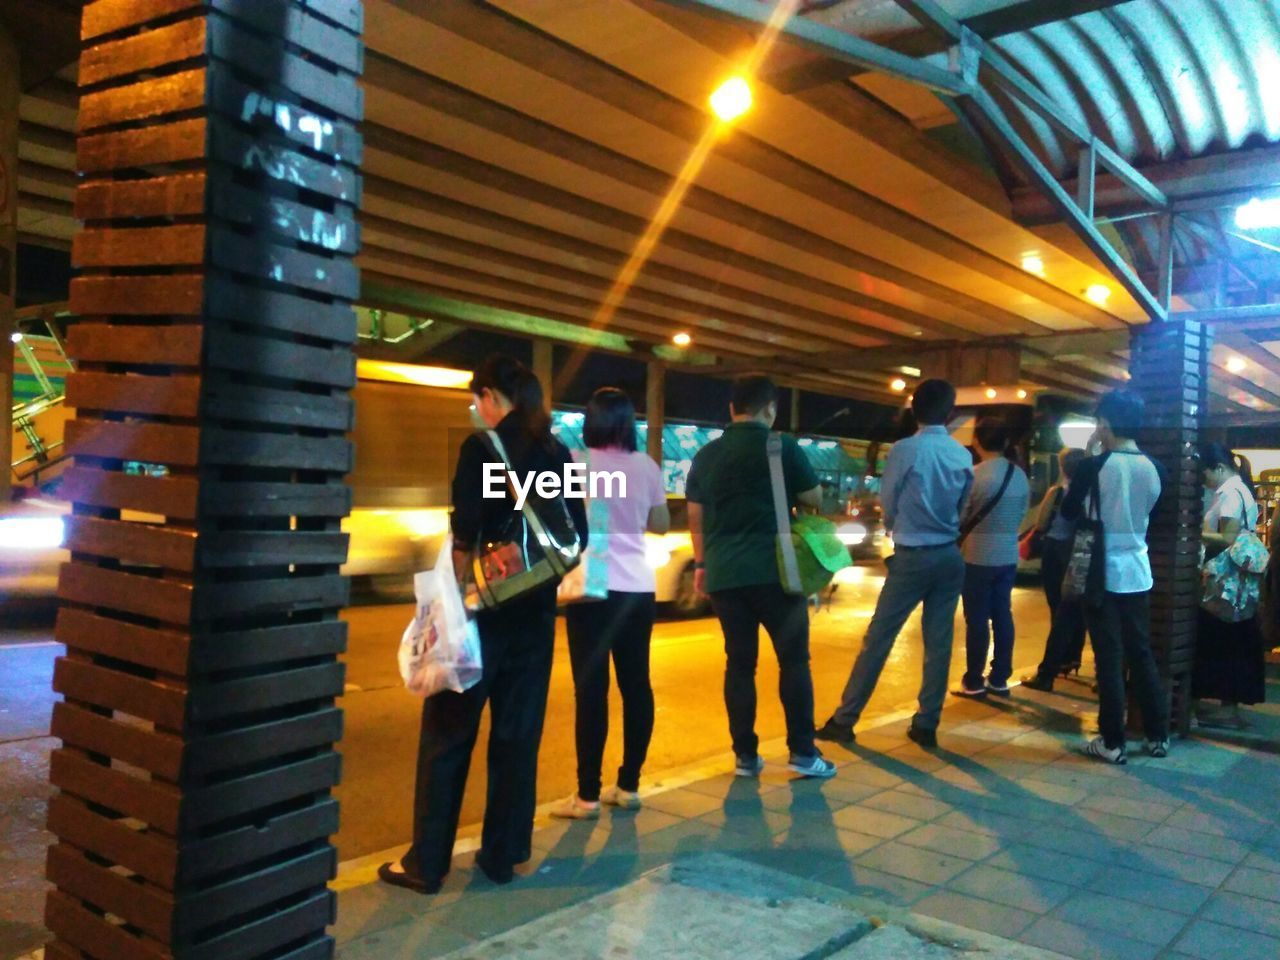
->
[1235,197,1280,230]
[1226,356,1247,374]
[1021,255,1045,275]
[985,388,998,399]
[890,378,907,392]
[1085,284,1111,306]
[901,366,921,377]
[710,77,752,122]
[9,332,21,343]
[355,359,473,389]
[672,331,692,347]
[1017,389,1028,399]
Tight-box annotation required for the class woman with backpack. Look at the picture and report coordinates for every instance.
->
[552,388,669,820]
[380,355,587,893]
[1194,443,1265,729]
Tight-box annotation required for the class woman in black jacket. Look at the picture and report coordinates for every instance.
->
[380,355,587,892]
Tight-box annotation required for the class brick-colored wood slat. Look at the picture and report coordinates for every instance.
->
[70,275,205,317]
[59,466,200,520]
[80,16,207,86]
[65,515,198,571]
[53,657,188,729]
[46,889,170,960]
[47,794,179,887]
[74,224,206,268]
[79,67,207,132]
[78,116,207,173]
[66,419,201,467]
[46,844,175,943]
[52,701,185,780]
[65,371,202,418]
[50,749,183,834]
[58,562,194,626]
[66,322,203,365]
[76,172,207,221]
[55,608,192,675]
[81,0,204,41]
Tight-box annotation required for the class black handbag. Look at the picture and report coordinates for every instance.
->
[463,430,582,611]
[1062,455,1109,607]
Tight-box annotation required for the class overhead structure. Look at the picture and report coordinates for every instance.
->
[8,0,1280,417]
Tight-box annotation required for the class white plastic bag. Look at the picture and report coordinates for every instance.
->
[399,537,483,697]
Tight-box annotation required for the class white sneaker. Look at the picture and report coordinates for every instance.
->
[788,752,837,779]
[601,786,641,810]
[1144,739,1169,758]
[1082,736,1126,765]
[550,795,600,820]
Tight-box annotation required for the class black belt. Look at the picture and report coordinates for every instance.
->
[895,542,957,552]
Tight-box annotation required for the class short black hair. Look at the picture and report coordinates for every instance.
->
[1096,389,1144,438]
[912,379,955,425]
[582,387,637,451]
[1060,447,1087,479]
[731,374,778,416]
[974,417,1010,454]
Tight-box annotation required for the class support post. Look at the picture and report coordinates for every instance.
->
[790,387,801,433]
[0,22,17,488]
[44,3,362,959]
[1130,317,1209,737]
[532,338,554,410]
[646,359,665,466]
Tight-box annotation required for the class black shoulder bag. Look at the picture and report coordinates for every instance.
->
[958,461,1015,546]
[1062,454,1110,607]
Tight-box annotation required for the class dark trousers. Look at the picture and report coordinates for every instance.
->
[961,562,1018,688]
[710,583,816,759]
[1086,590,1168,749]
[564,591,656,801]
[401,588,556,882]
[1034,537,1087,679]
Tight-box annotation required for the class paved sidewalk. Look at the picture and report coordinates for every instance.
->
[335,675,1280,960]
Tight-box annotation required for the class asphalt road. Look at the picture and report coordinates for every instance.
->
[335,563,1055,861]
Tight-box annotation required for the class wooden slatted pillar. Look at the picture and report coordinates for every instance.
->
[1130,318,1208,737]
[45,3,362,960]
[1,21,17,481]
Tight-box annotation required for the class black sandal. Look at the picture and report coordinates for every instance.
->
[378,862,441,894]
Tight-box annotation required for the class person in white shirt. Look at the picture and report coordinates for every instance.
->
[1060,390,1169,765]
[1193,443,1264,728]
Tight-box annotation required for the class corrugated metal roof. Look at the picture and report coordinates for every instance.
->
[983,0,1280,176]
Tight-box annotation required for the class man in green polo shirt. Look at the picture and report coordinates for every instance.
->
[686,375,836,780]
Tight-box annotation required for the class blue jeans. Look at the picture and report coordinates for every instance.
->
[961,563,1018,689]
[832,544,964,731]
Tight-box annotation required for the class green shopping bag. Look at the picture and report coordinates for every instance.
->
[767,433,852,596]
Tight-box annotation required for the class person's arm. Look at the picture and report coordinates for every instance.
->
[688,500,706,597]
[450,433,485,574]
[1034,485,1062,532]
[646,458,670,533]
[1204,516,1243,551]
[879,445,904,532]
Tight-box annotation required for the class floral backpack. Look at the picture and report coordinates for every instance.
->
[1201,489,1271,623]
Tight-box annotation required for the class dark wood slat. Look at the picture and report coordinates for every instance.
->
[74,225,206,268]
[71,275,205,318]
[66,418,201,467]
[58,562,195,626]
[46,844,175,943]
[210,178,359,255]
[56,608,192,676]
[207,74,363,164]
[60,466,200,520]
[185,621,346,674]
[210,120,359,203]
[52,702,185,781]
[174,848,335,941]
[203,275,357,342]
[53,657,188,729]
[198,479,351,518]
[186,663,344,722]
[185,709,343,778]
[205,327,355,388]
[65,515,198,572]
[67,322,203,366]
[65,371,203,418]
[202,377,353,432]
[192,575,350,619]
[183,753,340,830]
[184,889,333,960]
[76,172,208,221]
[211,1,361,71]
[209,229,360,299]
[179,798,339,884]
[197,530,349,568]
[81,16,207,87]
[47,795,178,888]
[50,749,183,834]
[199,428,352,472]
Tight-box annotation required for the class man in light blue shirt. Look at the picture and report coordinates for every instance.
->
[817,380,972,748]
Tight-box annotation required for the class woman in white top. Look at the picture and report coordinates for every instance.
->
[1193,443,1264,728]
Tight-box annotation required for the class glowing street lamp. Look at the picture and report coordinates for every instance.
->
[890,378,907,392]
[1021,255,1045,276]
[710,77,753,123]
[672,331,692,347]
[1085,284,1111,306]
